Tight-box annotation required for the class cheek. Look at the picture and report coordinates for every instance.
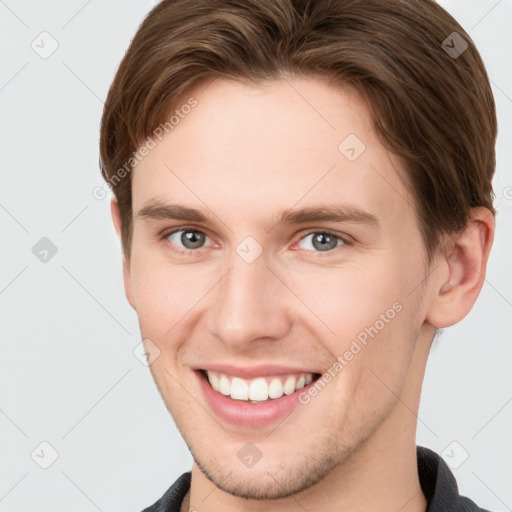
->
[284,260,407,343]
[289,257,421,392]
[129,253,215,339]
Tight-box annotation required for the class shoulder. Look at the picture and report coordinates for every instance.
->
[140,472,191,512]
[417,446,490,512]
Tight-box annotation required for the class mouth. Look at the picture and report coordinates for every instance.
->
[195,368,322,427]
[199,369,321,403]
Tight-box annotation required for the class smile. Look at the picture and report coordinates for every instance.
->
[196,368,322,427]
[204,370,316,402]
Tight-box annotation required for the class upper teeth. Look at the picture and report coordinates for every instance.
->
[206,371,314,402]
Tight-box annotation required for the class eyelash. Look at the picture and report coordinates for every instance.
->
[160,227,351,257]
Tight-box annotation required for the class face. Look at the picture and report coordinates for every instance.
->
[121,77,435,499]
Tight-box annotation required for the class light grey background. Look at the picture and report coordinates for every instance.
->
[1,1,511,511]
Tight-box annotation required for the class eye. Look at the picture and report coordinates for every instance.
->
[297,230,345,253]
[162,227,348,256]
[165,228,212,253]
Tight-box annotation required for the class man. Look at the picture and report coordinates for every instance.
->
[99,0,496,510]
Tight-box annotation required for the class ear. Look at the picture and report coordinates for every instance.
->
[110,197,136,310]
[425,207,495,328]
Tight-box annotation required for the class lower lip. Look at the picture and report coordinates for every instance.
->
[196,371,317,428]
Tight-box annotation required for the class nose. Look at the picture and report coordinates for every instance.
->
[207,252,292,348]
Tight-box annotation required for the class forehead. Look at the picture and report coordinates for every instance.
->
[131,77,415,227]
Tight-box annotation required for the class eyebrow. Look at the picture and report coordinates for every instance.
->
[278,205,378,226]
[136,200,379,228]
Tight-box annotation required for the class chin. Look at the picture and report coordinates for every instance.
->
[196,457,336,500]
[185,432,358,501]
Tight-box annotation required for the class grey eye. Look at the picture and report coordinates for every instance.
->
[298,232,343,252]
[168,229,209,250]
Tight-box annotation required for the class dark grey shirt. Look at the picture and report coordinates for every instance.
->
[141,446,489,511]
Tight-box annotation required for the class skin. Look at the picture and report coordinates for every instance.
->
[111,77,494,512]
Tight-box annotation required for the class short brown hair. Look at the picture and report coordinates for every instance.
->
[99,0,496,263]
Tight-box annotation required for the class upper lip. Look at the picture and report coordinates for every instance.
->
[195,363,321,379]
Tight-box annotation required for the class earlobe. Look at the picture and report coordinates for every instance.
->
[110,197,136,311]
[425,207,494,329]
